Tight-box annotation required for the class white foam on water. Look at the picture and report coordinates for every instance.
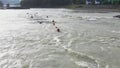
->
[75,61,89,67]
[105,65,109,68]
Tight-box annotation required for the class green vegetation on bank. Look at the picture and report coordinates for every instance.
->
[20,0,120,8]
[0,1,3,7]
[20,0,88,8]
[102,0,120,5]
[64,4,82,9]
[21,0,72,8]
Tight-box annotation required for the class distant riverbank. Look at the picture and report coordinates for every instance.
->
[65,4,120,9]
[64,5,120,12]
[0,5,120,12]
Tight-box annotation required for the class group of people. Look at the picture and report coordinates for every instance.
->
[27,12,61,32]
[52,20,61,32]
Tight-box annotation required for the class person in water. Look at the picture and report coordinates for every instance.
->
[52,20,60,32]
[38,21,43,24]
[52,20,56,25]
[27,13,29,14]
[31,15,33,18]
[55,27,60,32]
[57,28,60,32]
[52,20,55,22]
[53,22,55,25]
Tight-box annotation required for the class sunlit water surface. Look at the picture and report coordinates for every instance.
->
[0,8,120,68]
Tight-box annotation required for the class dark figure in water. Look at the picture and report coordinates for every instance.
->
[31,16,33,18]
[56,27,60,32]
[55,26,58,28]
[36,12,38,14]
[38,21,43,24]
[39,22,42,24]
[53,22,55,25]
[46,16,48,18]
[57,28,60,32]
[52,20,55,22]
[52,20,56,25]
[114,15,120,18]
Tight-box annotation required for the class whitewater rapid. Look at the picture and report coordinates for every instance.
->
[0,8,120,68]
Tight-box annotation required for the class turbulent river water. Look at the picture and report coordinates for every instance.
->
[0,8,120,68]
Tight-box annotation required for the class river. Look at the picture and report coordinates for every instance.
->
[0,8,120,68]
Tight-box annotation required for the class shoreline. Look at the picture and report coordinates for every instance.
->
[65,5,120,9]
